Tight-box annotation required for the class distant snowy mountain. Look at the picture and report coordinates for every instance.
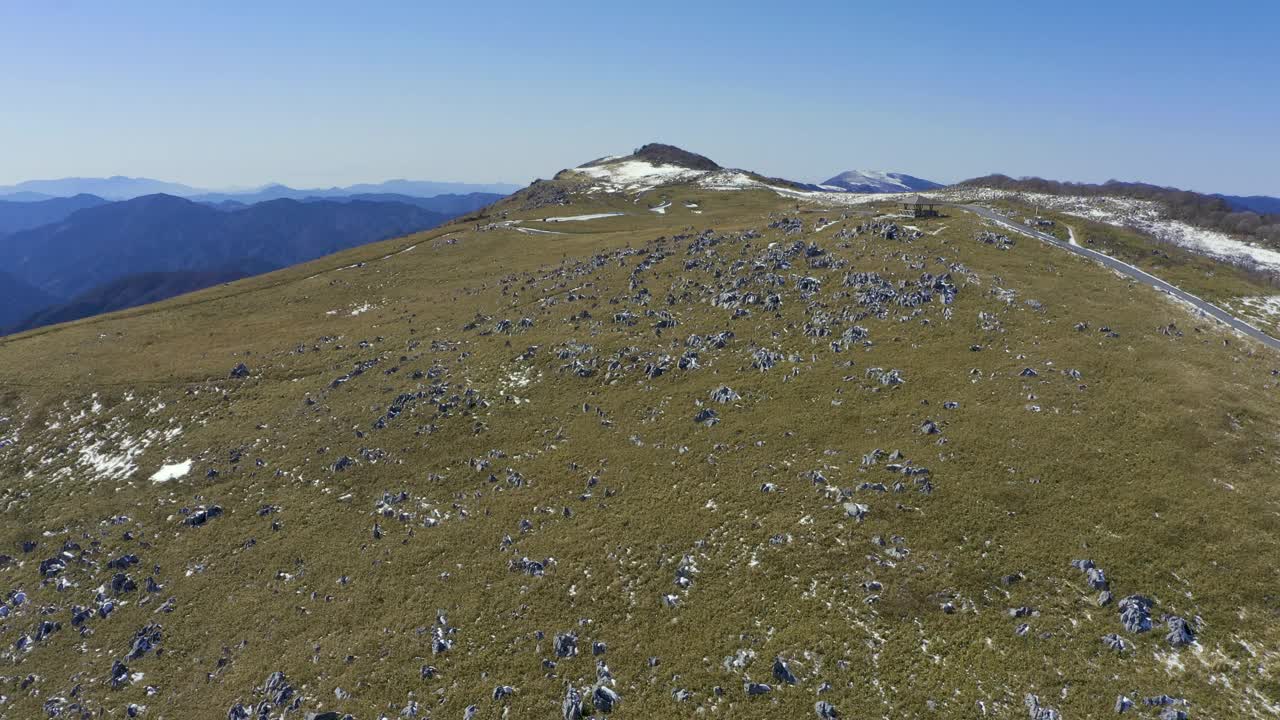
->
[820,170,943,194]
[567,143,821,195]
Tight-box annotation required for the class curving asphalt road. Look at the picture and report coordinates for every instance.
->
[959,204,1280,352]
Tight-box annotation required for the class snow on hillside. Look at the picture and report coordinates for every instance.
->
[539,212,625,222]
[576,160,709,193]
[942,188,1280,272]
[570,157,1280,275]
[697,170,768,191]
[822,170,942,193]
[572,153,942,201]
[574,159,782,196]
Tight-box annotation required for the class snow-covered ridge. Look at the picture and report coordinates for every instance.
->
[570,155,942,203]
[822,170,942,193]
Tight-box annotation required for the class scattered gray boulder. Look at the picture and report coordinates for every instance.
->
[709,386,740,403]
[562,686,584,720]
[184,505,224,527]
[815,700,840,719]
[109,659,130,689]
[593,685,620,713]
[126,623,162,660]
[1165,616,1196,647]
[1101,633,1128,652]
[1024,693,1061,720]
[842,502,869,522]
[745,681,772,696]
[772,657,797,684]
[555,631,579,658]
[1086,567,1108,590]
[1118,595,1153,633]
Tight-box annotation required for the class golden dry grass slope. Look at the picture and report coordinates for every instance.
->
[0,156,1278,719]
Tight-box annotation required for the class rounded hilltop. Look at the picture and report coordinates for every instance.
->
[628,143,722,171]
[579,143,722,171]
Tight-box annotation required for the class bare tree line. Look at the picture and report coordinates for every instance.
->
[960,175,1280,245]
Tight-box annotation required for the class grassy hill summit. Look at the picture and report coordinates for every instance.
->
[0,145,1278,719]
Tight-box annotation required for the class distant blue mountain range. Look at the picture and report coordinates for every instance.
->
[1216,194,1280,215]
[0,190,504,334]
[0,176,522,202]
[0,194,110,235]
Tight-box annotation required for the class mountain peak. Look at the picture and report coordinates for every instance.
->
[630,143,721,171]
[822,170,943,194]
[580,144,721,172]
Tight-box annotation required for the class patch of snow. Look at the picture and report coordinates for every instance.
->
[540,213,625,222]
[649,201,671,214]
[379,242,420,259]
[699,171,766,191]
[1154,649,1186,675]
[1234,295,1280,317]
[498,367,540,405]
[78,437,142,482]
[577,160,708,193]
[150,459,192,483]
[948,188,1280,272]
[1162,221,1280,272]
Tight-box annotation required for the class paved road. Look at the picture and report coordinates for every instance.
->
[959,204,1280,352]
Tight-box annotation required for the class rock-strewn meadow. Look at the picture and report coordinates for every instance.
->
[2,154,1278,718]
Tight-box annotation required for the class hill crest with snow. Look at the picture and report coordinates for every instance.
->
[821,170,944,194]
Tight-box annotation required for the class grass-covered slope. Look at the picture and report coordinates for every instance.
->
[0,177,1278,719]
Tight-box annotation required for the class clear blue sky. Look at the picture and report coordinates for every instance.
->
[2,0,1277,195]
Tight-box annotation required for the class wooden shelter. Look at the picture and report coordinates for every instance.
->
[901,195,941,218]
